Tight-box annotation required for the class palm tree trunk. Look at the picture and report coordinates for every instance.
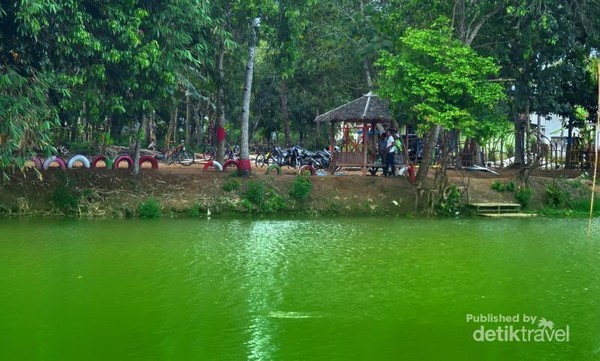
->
[239,18,260,175]
[194,103,202,148]
[165,106,178,152]
[281,77,291,147]
[216,47,226,165]
[185,92,192,145]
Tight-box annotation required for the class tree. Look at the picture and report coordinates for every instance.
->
[239,18,261,175]
[0,70,59,179]
[377,21,505,182]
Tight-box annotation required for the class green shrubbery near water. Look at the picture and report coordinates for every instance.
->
[138,197,161,218]
[537,181,599,217]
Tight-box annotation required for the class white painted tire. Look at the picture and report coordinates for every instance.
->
[212,160,223,171]
[203,160,223,171]
[67,154,91,169]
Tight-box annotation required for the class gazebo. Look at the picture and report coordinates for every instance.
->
[315,92,393,175]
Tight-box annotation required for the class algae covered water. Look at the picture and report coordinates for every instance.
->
[0,217,599,361]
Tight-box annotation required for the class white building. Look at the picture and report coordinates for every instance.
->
[529,113,581,153]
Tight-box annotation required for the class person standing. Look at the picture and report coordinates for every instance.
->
[384,129,396,176]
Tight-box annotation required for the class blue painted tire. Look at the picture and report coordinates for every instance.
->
[67,155,91,169]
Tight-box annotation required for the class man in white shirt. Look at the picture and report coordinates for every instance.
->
[383,129,396,176]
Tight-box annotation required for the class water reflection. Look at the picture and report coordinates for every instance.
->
[242,220,300,361]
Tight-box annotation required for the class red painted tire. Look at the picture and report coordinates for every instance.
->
[31,156,43,170]
[139,155,159,170]
[222,159,239,171]
[42,156,67,171]
[91,155,113,170]
[113,155,134,170]
[299,165,316,176]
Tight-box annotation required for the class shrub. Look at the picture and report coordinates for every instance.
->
[504,181,515,192]
[138,197,161,218]
[546,183,567,208]
[67,141,96,155]
[491,181,504,192]
[263,192,287,212]
[188,202,202,217]
[436,185,462,216]
[289,176,313,201]
[515,187,534,208]
[50,184,79,214]
[222,179,240,192]
[570,196,600,215]
[243,181,266,206]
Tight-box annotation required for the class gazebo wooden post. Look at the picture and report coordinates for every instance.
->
[329,121,336,173]
[371,122,377,164]
[362,121,368,176]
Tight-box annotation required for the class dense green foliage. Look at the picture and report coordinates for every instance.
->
[289,176,313,201]
[222,179,241,192]
[516,186,534,208]
[435,184,462,216]
[50,182,80,214]
[491,181,516,192]
[378,21,506,135]
[1,0,599,178]
[138,197,161,218]
[491,181,505,192]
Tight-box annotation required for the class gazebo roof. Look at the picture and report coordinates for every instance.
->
[314,92,392,123]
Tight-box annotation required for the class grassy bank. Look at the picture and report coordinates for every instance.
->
[0,169,420,218]
[0,169,596,219]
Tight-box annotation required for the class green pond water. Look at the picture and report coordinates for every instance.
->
[0,217,599,361]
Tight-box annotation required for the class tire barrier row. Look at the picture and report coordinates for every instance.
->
[203,160,223,171]
[262,164,317,176]
[31,154,159,171]
[299,165,316,176]
[202,159,243,172]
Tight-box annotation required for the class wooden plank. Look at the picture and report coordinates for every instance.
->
[479,213,537,218]
[469,203,521,207]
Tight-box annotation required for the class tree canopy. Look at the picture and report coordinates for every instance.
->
[1,0,599,176]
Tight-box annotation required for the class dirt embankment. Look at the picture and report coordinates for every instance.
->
[0,166,588,217]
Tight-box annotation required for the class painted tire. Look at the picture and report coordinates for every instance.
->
[113,155,134,170]
[67,154,91,169]
[91,155,113,170]
[139,155,159,170]
[223,159,239,171]
[42,156,67,171]
[31,156,43,170]
[299,165,316,176]
[266,164,282,175]
[408,164,416,183]
[203,160,223,171]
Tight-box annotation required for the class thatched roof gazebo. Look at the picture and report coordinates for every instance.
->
[315,92,393,175]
